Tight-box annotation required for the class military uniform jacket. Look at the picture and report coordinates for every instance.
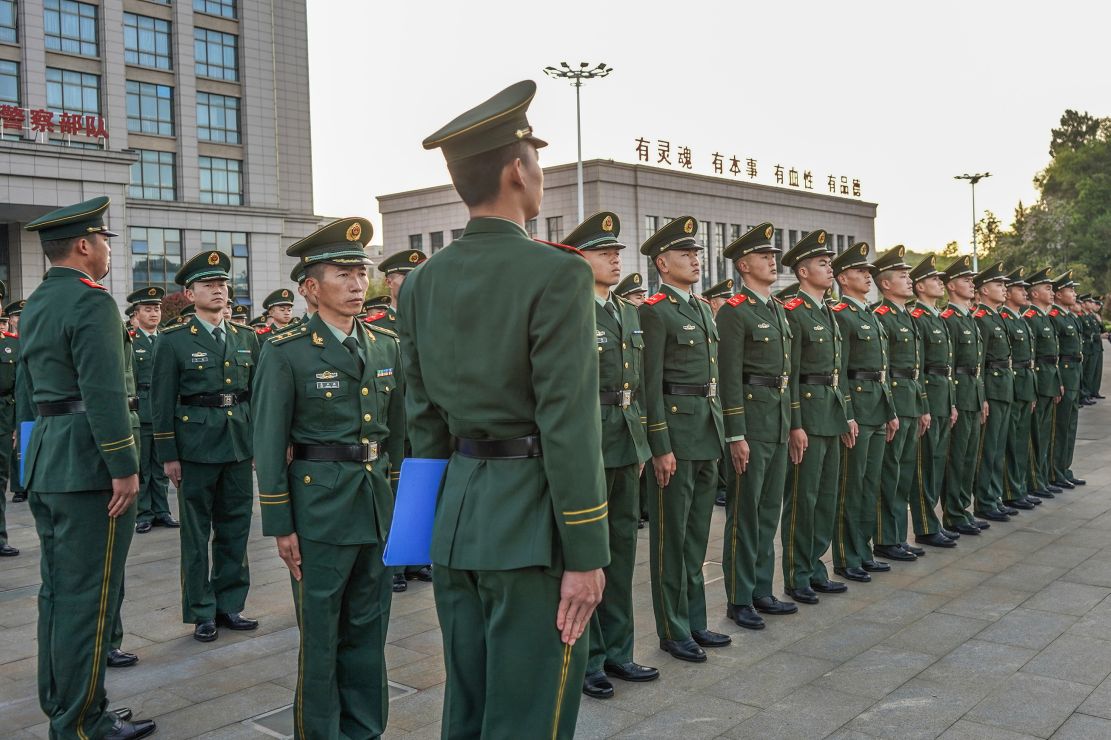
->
[1025,305,1061,398]
[941,304,987,411]
[398,217,609,573]
[716,286,791,444]
[910,303,954,418]
[1085,313,1104,361]
[782,291,848,436]
[0,331,18,430]
[974,304,1014,402]
[999,305,1035,403]
[131,330,157,425]
[640,285,725,456]
[596,296,651,468]
[873,298,925,417]
[1049,305,1083,391]
[253,315,404,545]
[151,316,254,464]
[365,307,398,330]
[17,267,139,491]
[832,297,896,426]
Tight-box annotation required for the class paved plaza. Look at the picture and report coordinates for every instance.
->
[5,384,1111,739]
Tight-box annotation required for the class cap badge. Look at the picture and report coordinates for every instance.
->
[896,245,905,257]
[409,252,421,263]
[207,252,220,266]
[928,255,935,267]
[282,290,289,298]
[346,223,362,242]
[683,219,695,234]
[859,243,868,256]
[726,279,734,289]
[311,332,325,347]
[817,232,826,245]
[515,126,532,139]
[963,256,971,267]
[601,215,614,232]
[633,274,641,284]
[1018,267,1025,277]
[148,288,157,296]
[765,226,774,239]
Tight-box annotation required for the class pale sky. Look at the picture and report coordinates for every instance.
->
[305,0,1106,253]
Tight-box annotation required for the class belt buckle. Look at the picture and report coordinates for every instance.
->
[362,441,380,463]
[777,375,789,391]
[946,367,953,378]
[912,369,919,381]
[706,382,718,398]
[1007,358,1013,369]
[619,390,632,408]
[878,370,886,384]
[831,372,839,389]
[974,367,981,378]
[220,393,234,407]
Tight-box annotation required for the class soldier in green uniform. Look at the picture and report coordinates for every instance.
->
[6,297,26,506]
[362,295,390,325]
[830,243,898,582]
[871,246,930,562]
[718,223,797,629]
[254,217,403,740]
[376,248,427,328]
[940,256,990,536]
[615,273,648,306]
[20,197,155,739]
[6,297,24,334]
[702,277,734,507]
[907,256,958,548]
[230,303,250,326]
[1024,267,1064,498]
[262,287,296,330]
[777,230,850,604]
[563,212,658,700]
[127,286,177,534]
[0,284,19,555]
[999,268,1042,510]
[1090,297,1105,399]
[403,80,609,739]
[1081,295,1103,404]
[152,250,259,642]
[972,262,1018,521]
[1049,271,1086,489]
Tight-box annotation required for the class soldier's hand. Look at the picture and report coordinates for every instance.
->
[276,533,302,581]
[652,453,677,488]
[918,413,931,438]
[841,420,859,449]
[788,428,808,465]
[1030,400,1037,413]
[950,406,958,429]
[164,460,183,488]
[107,474,139,518]
[556,568,604,645]
[729,440,750,475]
[1054,391,1063,405]
[981,401,990,425]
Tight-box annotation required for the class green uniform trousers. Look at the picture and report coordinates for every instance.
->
[30,491,135,740]
[1095,352,1104,397]
[1052,390,1080,482]
[587,463,639,674]
[722,442,787,607]
[1029,397,1056,492]
[781,434,840,589]
[877,417,917,546]
[648,458,716,640]
[943,410,980,528]
[136,425,170,524]
[435,565,586,740]
[1004,401,1034,503]
[911,415,948,536]
[109,579,126,652]
[0,414,13,546]
[832,424,885,570]
[178,459,253,623]
[291,537,391,740]
[974,400,1012,514]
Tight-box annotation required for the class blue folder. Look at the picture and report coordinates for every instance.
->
[19,420,33,487]
[383,458,448,566]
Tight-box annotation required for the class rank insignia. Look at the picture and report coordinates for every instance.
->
[813,325,824,331]
[190,325,198,335]
[312,332,325,346]
[682,324,696,331]
[757,322,770,329]
[899,327,910,333]
[315,371,338,380]
[861,324,872,330]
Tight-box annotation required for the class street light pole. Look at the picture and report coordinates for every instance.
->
[543,62,613,225]
[954,172,991,272]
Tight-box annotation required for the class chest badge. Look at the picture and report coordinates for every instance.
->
[899,327,910,333]
[315,371,338,380]
[861,324,872,330]
[813,325,824,331]
[682,324,696,331]
[757,322,770,329]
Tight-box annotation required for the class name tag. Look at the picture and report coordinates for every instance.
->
[597,337,608,345]
[316,381,340,390]
[190,352,208,364]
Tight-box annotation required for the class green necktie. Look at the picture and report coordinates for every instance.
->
[343,336,364,376]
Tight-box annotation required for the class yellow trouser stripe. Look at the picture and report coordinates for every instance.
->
[550,643,572,740]
[76,516,116,740]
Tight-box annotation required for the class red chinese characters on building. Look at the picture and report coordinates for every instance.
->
[0,106,109,139]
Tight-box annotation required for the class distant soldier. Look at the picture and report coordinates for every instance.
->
[1048,271,1086,489]
[263,288,296,330]
[375,249,427,329]
[6,298,24,335]
[998,268,1042,511]
[615,273,649,306]
[0,283,18,555]
[230,303,250,326]
[702,277,734,318]
[1024,267,1063,499]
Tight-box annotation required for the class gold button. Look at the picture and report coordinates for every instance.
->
[671,405,678,412]
[804,392,812,398]
[597,346,603,353]
[622,342,627,350]
[227,410,233,416]
[763,338,769,342]
[225,378,232,384]
[893,381,899,387]
[818,338,824,343]
[955,380,960,385]
[361,387,369,396]
[361,437,369,444]
[711,377,717,382]
[364,464,373,472]
[224,361,230,367]
[624,362,630,369]
[711,358,716,363]
[182,415,189,421]
[325,391,333,398]
[855,386,862,392]
[623,382,630,389]
[363,413,372,422]
[303,475,311,484]
[689,340,695,345]
[746,393,753,400]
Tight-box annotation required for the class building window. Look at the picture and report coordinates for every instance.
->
[451,228,464,240]
[125,81,173,136]
[129,149,175,200]
[46,67,99,116]
[44,0,98,57]
[196,92,239,143]
[788,230,798,248]
[525,218,537,238]
[836,234,845,253]
[645,215,659,236]
[130,227,182,292]
[0,0,16,43]
[730,224,742,242]
[546,216,562,242]
[194,0,236,19]
[408,234,423,250]
[202,231,249,297]
[194,27,238,81]
[0,60,17,105]
[647,267,659,295]
[123,13,172,70]
[199,156,242,205]
[429,231,443,253]
[847,235,855,250]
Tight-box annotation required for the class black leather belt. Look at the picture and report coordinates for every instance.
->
[37,399,86,416]
[799,373,838,387]
[743,374,790,390]
[890,368,919,380]
[954,366,980,377]
[1036,355,1059,365]
[600,390,637,408]
[925,364,952,377]
[846,370,886,382]
[179,390,249,408]
[292,442,379,463]
[137,382,151,390]
[985,359,1012,370]
[1016,359,1035,369]
[453,435,542,459]
[1060,354,1082,363]
[663,382,718,398]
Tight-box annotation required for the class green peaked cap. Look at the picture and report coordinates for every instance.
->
[1052,270,1076,291]
[423,80,548,163]
[263,288,296,309]
[832,242,872,277]
[641,216,701,259]
[1025,266,1054,286]
[287,217,373,268]
[973,261,1007,288]
[869,245,911,276]
[4,298,25,316]
[942,254,976,281]
[703,278,735,300]
[564,211,624,251]
[1004,266,1029,287]
[775,282,800,299]
[723,222,778,260]
[781,229,832,268]
[378,249,427,274]
[614,273,647,297]
[25,196,118,243]
[126,286,165,304]
[909,254,944,283]
[363,295,391,311]
[176,250,230,286]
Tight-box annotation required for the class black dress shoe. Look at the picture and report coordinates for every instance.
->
[953,522,982,536]
[107,649,138,668]
[862,560,891,572]
[715,493,726,506]
[407,565,433,582]
[216,612,258,630]
[1068,477,1086,486]
[1024,495,1042,506]
[785,585,819,604]
[582,671,614,699]
[659,638,707,662]
[901,543,926,556]
[193,620,217,642]
[1004,498,1035,510]
[392,573,407,592]
[691,629,731,647]
[874,545,916,561]
[112,708,133,722]
[754,595,799,615]
[11,491,26,502]
[1031,489,1055,499]
[604,661,660,682]
[834,566,871,583]
[105,718,156,740]
[975,519,990,530]
[978,509,1010,522]
[1001,505,1019,516]
[155,514,180,528]
[810,579,848,593]
[134,521,152,534]
[1053,479,1075,490]
[940,527,960,539]
[1046,484,1063,493]
[0,543,18,556]
[726,603,766,630]
[916,532,956,548]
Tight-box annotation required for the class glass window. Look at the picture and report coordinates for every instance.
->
[836,234,845,253]
[130,227,182,292]
[0,60,17,105]
[44,0,98,57]
[46,67,99,116]
[123,13,172,70]
[847,235,855,249]
[0,0,16,43]
[126,81,173,136]
[546,216,563,243]
[647,267,659,295]
[129,149,176,200]
[524,218,537,238]
[194,0,236,19]
[645,215,659,236]
[198,156,242,205]
[196,92,239,143]
[730,224,742,242]
[789,229,798,248]
[408,234,423,250]
[451,228,464,240]
[429,231,443,253]
[194,27,238,81]
[201,231,249,297]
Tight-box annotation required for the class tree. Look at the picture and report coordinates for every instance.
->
[1048,109,1106,158]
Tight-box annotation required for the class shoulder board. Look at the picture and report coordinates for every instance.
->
[910,307,926,318]
[645,292,667,306]
[271,325,310,345]
[162,321,188,333]
[255,326,272,335]
[128,329,136,337]
[1023,308,1037,318]
[940,308,955,318]
[783,297,804,311]
[533,238,583,257]
[78,277,106,290]
[366,324,398,340]
[973,308,986,318]
[2,331,16,339]
[1000,309,1013,319]
[873,304,890,315]
[726,294,746,307]
[364,311,387,323]
[1049,308,1059,316]
[831,302,848,312]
